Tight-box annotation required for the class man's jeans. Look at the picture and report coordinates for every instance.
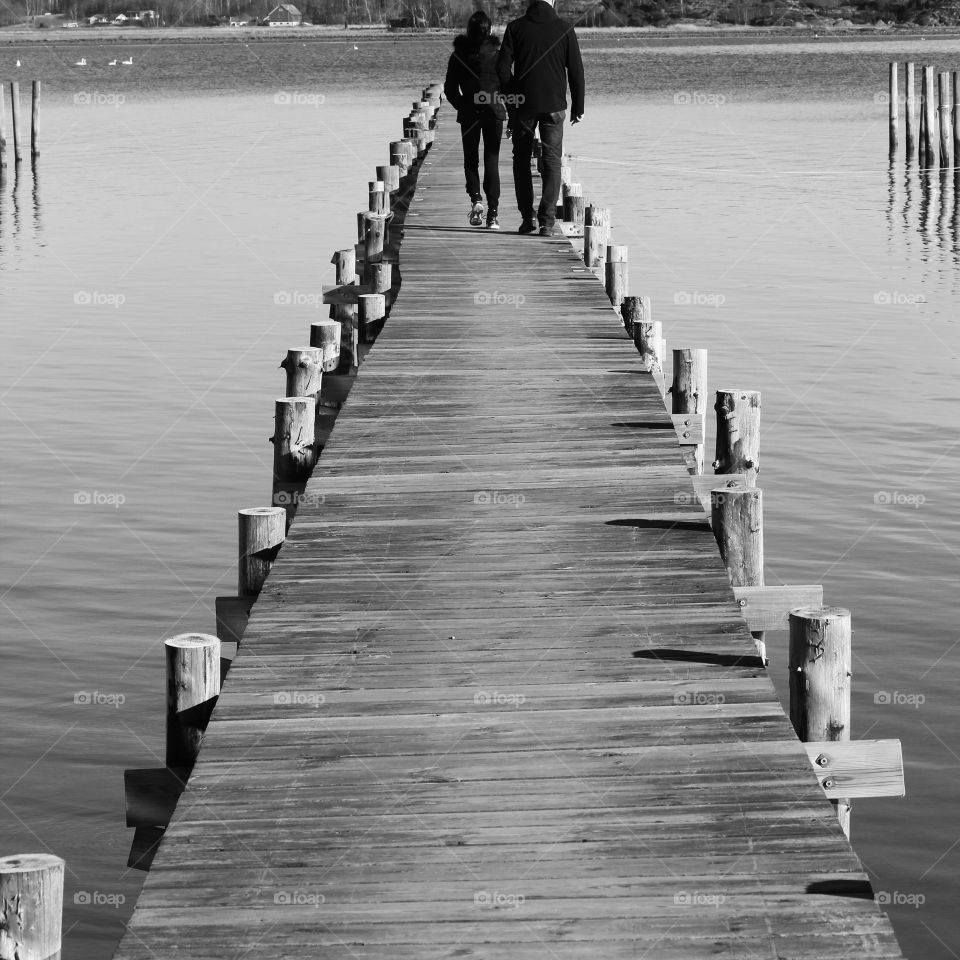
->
[511,110,565,226]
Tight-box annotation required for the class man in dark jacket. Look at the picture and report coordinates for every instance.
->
[496,0,584,235]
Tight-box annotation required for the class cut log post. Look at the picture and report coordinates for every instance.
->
[670,347,707,474]
[906,62,916,159]
[584,206,610,269]
[789,606,852,836]
[339,313,359,375]
[280,347,322,400]
[30,80,39,159]
[954,71,960,163]
[358,292,386,344]
[389,139,410,176]
[368,261,392,304]
[634,318,663,377]
[165,633,220,768]
[889,62,898,156]
[310,320,341,373]
[11,81,22,163]
[0,85,6,168]
[331,247,356,286]
[604,244,628,312]
[919,67,927,166]
[377,162,401,193]
[272,397,316,485]
[713,388,761,486]
[620,294,649,337]
[562,182,584,232]
[924,65,938,169]
[362,212,388,284]
[939,71,953,167]
[238,506,286,598]
[0,854,64,960]
[368,179,389,216]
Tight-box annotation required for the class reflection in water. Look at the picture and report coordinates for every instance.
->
[0,159,44,262]
[31,157,41,240]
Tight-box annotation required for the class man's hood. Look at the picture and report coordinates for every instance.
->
[524,0,558,22]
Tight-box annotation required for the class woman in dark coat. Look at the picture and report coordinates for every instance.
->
[443,10,505,229]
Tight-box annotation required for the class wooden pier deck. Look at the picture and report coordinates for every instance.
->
[113,110,905,959]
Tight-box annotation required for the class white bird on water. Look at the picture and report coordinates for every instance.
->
[75,57,87,66]
[353,44,359,50]
[121,56,133,65]
[108,58,117,66]
[15,59,21,68]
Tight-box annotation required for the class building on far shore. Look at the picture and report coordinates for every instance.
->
[264,3,301,25]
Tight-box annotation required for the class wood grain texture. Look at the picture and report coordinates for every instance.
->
[112,101,905,960]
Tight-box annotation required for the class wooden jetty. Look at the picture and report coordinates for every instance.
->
[106,96,907,960]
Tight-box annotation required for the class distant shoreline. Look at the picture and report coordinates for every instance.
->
[0,21,957,44]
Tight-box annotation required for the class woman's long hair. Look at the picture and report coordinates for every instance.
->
[465,9,491,45]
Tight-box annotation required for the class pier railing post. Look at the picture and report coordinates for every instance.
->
[272,397,317,496]
[0,854,64,960]
[238,506,286,599]
[368,179,389,216]
[358,292,386,344]
[713,389,760,486]
[789,606,852,836]
[923,65,938,168]
[10,81,22,164]
[389,139,410,177]
[888,62,898,156]
[620,294,649,338]
[280,347,322,402]
[604,244,628,312]
[584,205,610,269]
[938,71,953,167]
[376,163,400,194]
[670,347,707,474]
[30,79,39,160]
[562,182,584,234]
[165,633,220,769]
[310,320,341,373]
[906,62,916,159]
[362,212,388,285]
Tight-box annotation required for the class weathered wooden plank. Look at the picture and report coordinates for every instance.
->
[803,739,905,799]
[733,584,825,631]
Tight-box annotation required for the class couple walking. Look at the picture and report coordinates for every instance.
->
[442,0,584,236]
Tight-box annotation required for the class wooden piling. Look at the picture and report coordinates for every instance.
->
[906,62,916,159]
[889,62,898,155]
[789,606,852,835]
[939,72,952,167]
[671,347,707,474]
[954,72,960,163]
[562,182,584,233]
[339,315,359,375]
[0,854,64,960]
[165,633,220,769]
[713,389,760,486]
[620,294,649,337]
[310,320,342,373]
[369,179,389,216]
[377,163,400,193]
[238,506,286,599]
[30,80,39,160]
[0,85,6,168]
[272,397,316,485]
[362,212,388,283]
[367,261,392,303]
[358,292,386,343]
[332,248,357,286]
[280,347,322,401]
[584,205,610,269]
[711,485,765,662]
[604,244,628,311]
[389,139,410,177]
[634,318,663,377]
[11,81,22,163]
[924,65,938,168]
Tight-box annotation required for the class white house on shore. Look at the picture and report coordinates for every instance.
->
[264,3,301,25]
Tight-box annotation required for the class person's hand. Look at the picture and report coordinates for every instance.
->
[572,113,583,124]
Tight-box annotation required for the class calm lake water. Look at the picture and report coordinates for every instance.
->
[1,32,957,959]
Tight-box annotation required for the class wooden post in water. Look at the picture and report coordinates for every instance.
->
[389,139,410,177]
[0,854,64,960]
[0,85,6,168]
[165,633,220,769]
[562,182,584,232]
[238,506,286,599]
[377,163,400,193]
[362,212,388,284]
[620,294,649,338]
[584,205,610,269]
[924,65,938,168]
[272,397,316,486]
[939,72,952,167]
[280,347,322,401]
[332,248,356,286]
[713,389,760,487]
[368,179,388,216]
[310,320,341,372]
[789,606,852,836]
[919,67,927,166]
[889,62,898,156]
[30,80,39,159]
[905,62,916,160]
[954,72,960,163]
[604,244,628,311]
[711,485,765,662]
[358,292,386,343]
[634,319,663,375]
[10,81,22,163]
[671,347,707,474]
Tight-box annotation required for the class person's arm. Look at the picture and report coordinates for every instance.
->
[566,27,585,121]
[443,53,464,112]
[496,24,514,93]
